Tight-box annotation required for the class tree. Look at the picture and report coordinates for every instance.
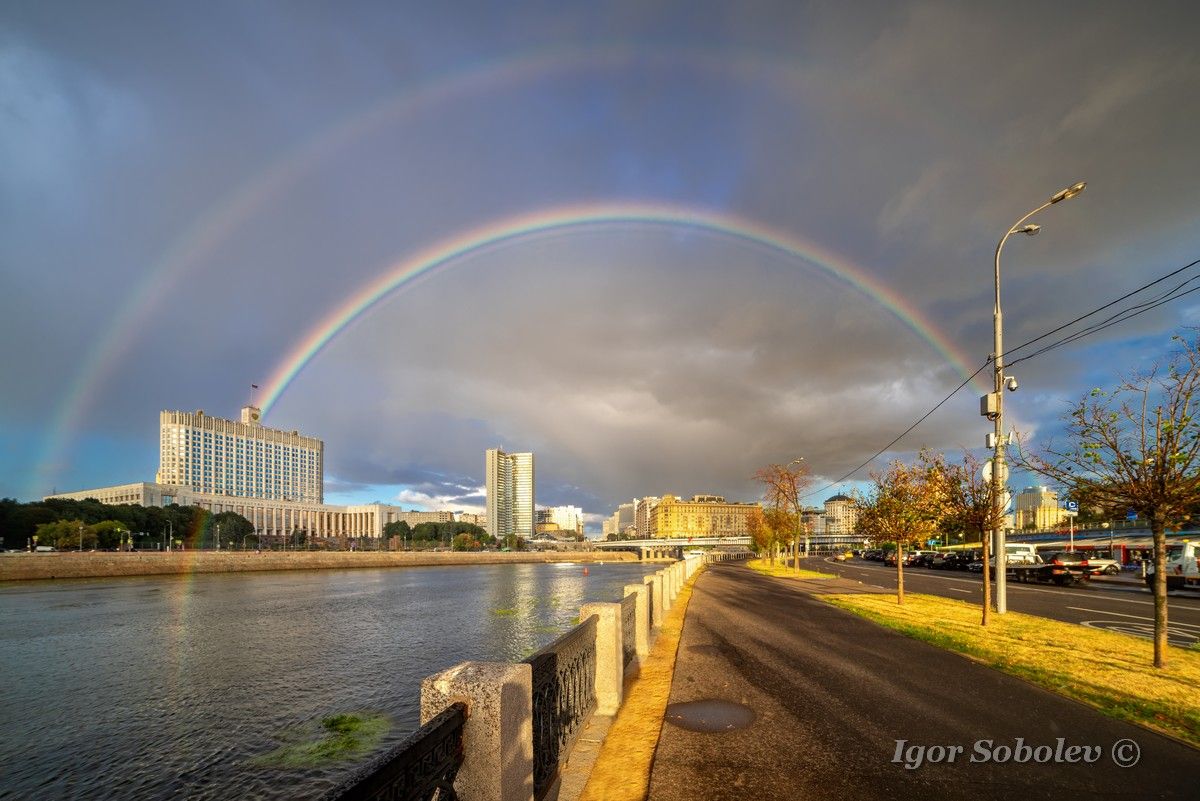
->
[211,511,255,549]
[384,520,412,548]
[856,450,950,604]
[745,505,785,564]
[1020,331,1200,668]
[753,461,813,572]
[34,519,93,550]
[940,451,1009,626]
[88,520,128,550]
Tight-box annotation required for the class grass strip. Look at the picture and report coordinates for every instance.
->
[745,557,835,580]
[824,592,1200,747]
[578,568,702,801]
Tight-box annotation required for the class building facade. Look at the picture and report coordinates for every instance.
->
[485,448,535,539]
[823,494,859,537]
[648,494,759,539]
[634,496,660,539]
[540,505,583,536]
[155,407,324,504]
[1015,486,1062,531]
[46,482,408,540]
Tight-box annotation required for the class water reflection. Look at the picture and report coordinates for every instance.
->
[0,561,658,800]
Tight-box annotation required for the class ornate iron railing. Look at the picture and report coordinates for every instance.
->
[326,701,467,801]
[522,615,598,800]
[620,594,636,669]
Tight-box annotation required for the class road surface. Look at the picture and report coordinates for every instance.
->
[647,562,1200,801]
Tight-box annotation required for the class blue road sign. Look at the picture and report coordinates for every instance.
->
[1065,500,1079,512]
[1126,510,1138,521]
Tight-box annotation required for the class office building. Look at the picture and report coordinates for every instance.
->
[156,407,323,504]
[635,496,660,538]
[485,448,535,539]
[1015,486,1062,531]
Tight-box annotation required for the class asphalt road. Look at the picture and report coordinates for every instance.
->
[647,562,1200,801]
[805,556,1200,647]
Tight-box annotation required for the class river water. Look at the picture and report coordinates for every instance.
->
[0,561,660,800]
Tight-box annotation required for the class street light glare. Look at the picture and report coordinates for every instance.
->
[1050,181,1087,204]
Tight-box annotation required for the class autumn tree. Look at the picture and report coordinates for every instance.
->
[746,506,785,565]
[753,460,813,572]
[857,450,950,603]
[1020,331,1200,668]
[940,451,1009,625]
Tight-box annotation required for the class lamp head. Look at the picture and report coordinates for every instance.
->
[1050,181,1087,204]
[1014,224,1041,236]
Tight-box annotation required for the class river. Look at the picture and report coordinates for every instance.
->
[0,561,661,799]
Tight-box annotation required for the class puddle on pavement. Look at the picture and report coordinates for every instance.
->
[664,700,755,732]
[686,645,723,656]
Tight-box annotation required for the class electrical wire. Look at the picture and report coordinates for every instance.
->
[800,255,1200,499]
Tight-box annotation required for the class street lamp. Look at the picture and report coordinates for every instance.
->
[787,458,808,562]
[986,181,1086,614]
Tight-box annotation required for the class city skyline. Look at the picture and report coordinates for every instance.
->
[3,2,1199,520]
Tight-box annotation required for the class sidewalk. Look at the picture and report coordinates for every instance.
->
[645,562,1200,801]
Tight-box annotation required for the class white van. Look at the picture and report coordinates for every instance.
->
[1004,543,1038,565]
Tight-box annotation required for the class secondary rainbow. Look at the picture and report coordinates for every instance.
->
[259,202,987,416]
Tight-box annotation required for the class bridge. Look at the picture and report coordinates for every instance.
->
[593,536,752,560]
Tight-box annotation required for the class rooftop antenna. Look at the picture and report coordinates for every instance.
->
[250,383,259,407]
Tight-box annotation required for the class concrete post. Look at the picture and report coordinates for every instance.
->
[420,661,533,801]
[645,573,663,628]
[659,569,672,612]
[623,582,650,659]
[580,602,623,715]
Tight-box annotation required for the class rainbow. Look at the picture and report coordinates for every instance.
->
[35,44,948,498]
[259,202,988,416]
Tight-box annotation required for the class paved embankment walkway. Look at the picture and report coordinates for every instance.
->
[0,549,636,582]
[647,562,1200,800]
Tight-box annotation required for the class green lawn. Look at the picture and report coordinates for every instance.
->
[825,592,1200,747]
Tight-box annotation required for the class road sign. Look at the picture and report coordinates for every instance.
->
[1065,500,1079,512]
[981,459,1010,484]
[1126,510,1138,521]
[1062,510,1078,518]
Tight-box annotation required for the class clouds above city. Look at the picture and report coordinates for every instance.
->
[2,1,1198,521]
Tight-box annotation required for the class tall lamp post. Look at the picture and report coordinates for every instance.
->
[788,458,807,565]
[986,181,1086,614]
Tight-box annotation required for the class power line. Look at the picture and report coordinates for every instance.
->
[801,255,1200,500]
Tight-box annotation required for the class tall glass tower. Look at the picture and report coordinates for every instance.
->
[485,447,534,539]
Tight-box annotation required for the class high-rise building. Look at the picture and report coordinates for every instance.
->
[155,407,324,504]
[485,448,535,539]
[634,496,660,538]
[1015,486,1062,531]
[545,505,583,536]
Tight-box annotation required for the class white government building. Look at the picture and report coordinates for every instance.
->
[46,407,468,540]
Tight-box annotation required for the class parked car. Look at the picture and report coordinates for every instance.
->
[883,551,898,566]
[930,552,965,570]
[1081,555,1121,575]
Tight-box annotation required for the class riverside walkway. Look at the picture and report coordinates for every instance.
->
[646,562,1200,800]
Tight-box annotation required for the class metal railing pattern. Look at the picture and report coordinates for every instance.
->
[522,615,598,800]
[620,593,636,669]
[326,701,467,801]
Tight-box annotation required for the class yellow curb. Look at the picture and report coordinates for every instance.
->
[578,566,703,801]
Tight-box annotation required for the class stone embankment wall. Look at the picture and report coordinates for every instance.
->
[0,550,638,582]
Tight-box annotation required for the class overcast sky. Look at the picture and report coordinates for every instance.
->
[3,1,1199,527]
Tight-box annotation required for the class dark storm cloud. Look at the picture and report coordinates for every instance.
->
[2,1,1198,513]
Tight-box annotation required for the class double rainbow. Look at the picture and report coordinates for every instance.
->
[258,202,985,416]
